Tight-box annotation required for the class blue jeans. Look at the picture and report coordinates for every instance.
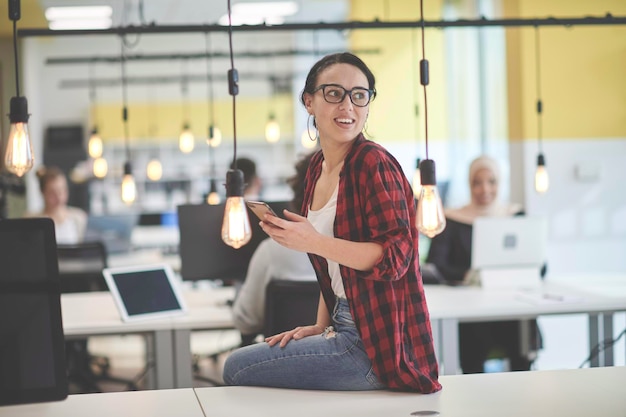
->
[223,298,385,390]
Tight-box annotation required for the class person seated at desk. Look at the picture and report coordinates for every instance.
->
[24,166,87,244]
[230,157,262,200]
[425,155,541,374]
[232,152,317,346]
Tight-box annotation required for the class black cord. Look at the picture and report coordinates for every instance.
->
[227,0,238,169]
[578,327,626,368]
[419,0,429,160]
[120,39,131,162]
[205,33,216,130]
[534,26,544,153]
[13,19,20,97]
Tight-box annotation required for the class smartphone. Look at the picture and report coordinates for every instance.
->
[246,200,278,221]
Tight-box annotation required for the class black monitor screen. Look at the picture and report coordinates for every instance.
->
[0,218,68,405]
[177,201,290,283]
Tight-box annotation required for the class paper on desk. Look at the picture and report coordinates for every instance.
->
[515,291,584,305]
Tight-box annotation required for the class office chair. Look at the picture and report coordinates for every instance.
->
[264,280,320,337]
[57,241,142,392]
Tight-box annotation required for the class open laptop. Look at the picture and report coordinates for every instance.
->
[84,214,138,254]
[102,264,187,322]
[471,216,547,288]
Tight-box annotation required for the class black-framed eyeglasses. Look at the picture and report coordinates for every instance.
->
[312,84,376,107]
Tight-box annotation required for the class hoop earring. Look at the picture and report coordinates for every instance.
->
[307,114,319,142]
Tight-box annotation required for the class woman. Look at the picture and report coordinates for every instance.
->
[25,166,87,244]
[223,52,441,393]
[426,155,539,373]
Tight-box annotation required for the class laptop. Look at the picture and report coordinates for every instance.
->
[84,214,138,254]
[0,218,68,405]
[102,264,187,322]
[471,216,547,288]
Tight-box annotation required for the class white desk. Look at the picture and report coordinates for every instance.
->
[194,366,626,417]
[424,277,626,374]
[60,287,234,389]
[0,388,203,417]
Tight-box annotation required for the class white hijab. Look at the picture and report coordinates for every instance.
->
[445,155,522,225]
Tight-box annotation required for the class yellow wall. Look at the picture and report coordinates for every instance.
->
[94,94,294,144]
[505,0,626,140]
[349,0,447,145]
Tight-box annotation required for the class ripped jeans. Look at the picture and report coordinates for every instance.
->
[222,297,385,390]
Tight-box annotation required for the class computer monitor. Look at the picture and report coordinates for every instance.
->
[177,201,290,283]
[0,218,68,405]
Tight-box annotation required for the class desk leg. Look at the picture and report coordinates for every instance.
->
[602,312,614,367]
[174,329,193,388]
[152,330,175,389]
[588,313,600,367]
[440,318,460,375]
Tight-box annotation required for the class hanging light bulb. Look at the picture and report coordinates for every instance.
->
[121,161,136,204]
[93,157,108,178]
[207,178,221,205]
[416,159,446,238]
[88,127,103,158]
[222,169,251,248]
[179,123,195,153]
[411,158,422,199]
[5,97,34,177]
[535,153,549,194]
[146,158,162,181]
[533,27,549,194]
[207,124,222,147]
[265,113,280,143]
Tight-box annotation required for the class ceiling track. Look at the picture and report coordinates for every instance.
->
[19,14,626,38]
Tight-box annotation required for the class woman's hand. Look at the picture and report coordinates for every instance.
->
[260,210,321,254]
[264,323,325,348]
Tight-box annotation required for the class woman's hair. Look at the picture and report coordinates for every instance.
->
[299,52,376,107]
[36,166,65,193]
[286,151,315,212]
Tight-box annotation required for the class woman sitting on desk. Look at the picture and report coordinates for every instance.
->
[426,155,540,373]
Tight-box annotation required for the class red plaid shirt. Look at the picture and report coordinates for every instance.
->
[303,135,441,393]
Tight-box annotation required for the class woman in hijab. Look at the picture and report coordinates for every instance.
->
[426,155,538,373]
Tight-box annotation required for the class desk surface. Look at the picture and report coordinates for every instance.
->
[195,366,626,417]
[0,388,204,417]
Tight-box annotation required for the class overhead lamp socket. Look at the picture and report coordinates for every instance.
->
[9,96,29,123]
[419,159,437,186]
[225,169,245,197]
[9,0,21,21]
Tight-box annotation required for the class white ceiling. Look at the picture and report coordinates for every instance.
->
[37,0,348,27]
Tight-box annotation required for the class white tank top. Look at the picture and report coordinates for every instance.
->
[307,185,346,298]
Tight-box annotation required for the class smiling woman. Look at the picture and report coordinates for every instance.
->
[222,52,441,393]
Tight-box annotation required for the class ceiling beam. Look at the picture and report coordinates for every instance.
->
[18,14,626,38]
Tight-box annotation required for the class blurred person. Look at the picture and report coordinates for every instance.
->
[426,155,541,373]
[25,166,87,244]
[232,152,317,346]
[230,157,262,200]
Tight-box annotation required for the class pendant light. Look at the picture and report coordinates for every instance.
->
[533,26,549,194]
[179,59,195,153]
[4,0,34,177]
[205,33,222,148]
[119,38,136,205]
[415,0,446,238]
[264,75,280,143]
[222,0,251,249]
[145,86,162,182]
[204,32,221,205]
[87,62,103,159]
